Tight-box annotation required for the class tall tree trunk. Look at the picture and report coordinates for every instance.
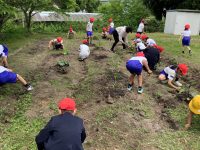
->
[0,18,4,40]
[23,10,32,34]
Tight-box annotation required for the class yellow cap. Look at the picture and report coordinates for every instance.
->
[189,95,200,114]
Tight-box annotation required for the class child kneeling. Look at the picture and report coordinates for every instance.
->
[159,64,188,89]
[79,40,90,61]
[126,52,152,93]
[101,28,108,39]
[0,66,33,91]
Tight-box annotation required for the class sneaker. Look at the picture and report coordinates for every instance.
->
[182,51,184,54]
[161,80,168,83]
[127,85,132,90]
[138,87,143,94]
[90,42,93,44]
[52,47,56,51]
[27,86,33,91]
[174,81,182,87]
[109,49,115,53]
[189,50,192,56]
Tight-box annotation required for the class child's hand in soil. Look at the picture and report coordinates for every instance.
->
[148,70,152,74]
[176,87,181,90]
[185,124,190,130]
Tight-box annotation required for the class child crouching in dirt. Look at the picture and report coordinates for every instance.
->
[0,66,33,91]
[48,37,65,50]
[135,39,146,52]
[132,33,141,47]
[79,40,90,61]
[185,95,200,130]
[67,28,75,38]
[0,45,9,68]
[159,64,188,89]
[101,28,108,39]
[126,52,152,93]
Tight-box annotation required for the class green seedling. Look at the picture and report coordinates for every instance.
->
[58,60,71,67]
[62,49,70,55]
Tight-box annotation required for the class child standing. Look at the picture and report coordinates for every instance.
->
[178,24,192,56]
[137,20,145,35]
[0,66,33,91]
[108,18,114,41]
[126,52,152,93]
[86,17,94,44]
[48,37,65,50]
[0,45,8,68]
[185,95,200,130]
[101,28,108,39]
[159,64,188,89]
[67,28,75,38]
[79,40,90,61]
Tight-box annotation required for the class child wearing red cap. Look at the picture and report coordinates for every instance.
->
[0,66,33,91]
[79,40,90,61]
[137,20,145,35]
[185,95,200,130]
[67,28,75,38]
[48,37,65,50]
[0,45,9,68]
[178,24,192,56]
[108,18,114,41]
[159,64,188,89]
[36,98,86,150]
[101,28,108,39]
[86,17,94,44]
[132,33,141,46]
[126,52,152,93]
[141,35,156,48]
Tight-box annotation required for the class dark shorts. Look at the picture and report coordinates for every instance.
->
[87,31,93,37]
[109,28,114,34]
[137,32,142,35]
[160,70,168,77]
[0,71,17,85]
[182,37,190,46]
[126,60,142,75]
[55,45,62,49]
[0,45,8,57]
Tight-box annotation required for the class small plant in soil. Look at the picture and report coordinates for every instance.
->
[68,34,74,39]
[179,81,196,99]
[173,56,178,65]
[57,60,71,67]
[93,36,98,40]
[98,41,102,50]
[62,49,70,55]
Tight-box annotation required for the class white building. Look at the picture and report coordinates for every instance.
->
[164,9,200,35]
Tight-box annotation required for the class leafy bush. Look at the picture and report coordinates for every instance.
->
[58,60,71,67]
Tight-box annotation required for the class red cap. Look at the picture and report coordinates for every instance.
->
[136,52,145,57]
[185,24,190,29]
[90,17,94,21]
[109,18,113,22]
[59,98,76,110]
[70,28,73,31]
[83,40,88,44]
[157,46,164,53]
[142,19,145,22]
[136,33,141,38]
[178,64,188,75]
[152,45,158,48]
[103,28,106,31]
[141,35,147,40]
[57,37,62,43]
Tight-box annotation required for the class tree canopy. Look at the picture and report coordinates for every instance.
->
[143,0,200,20]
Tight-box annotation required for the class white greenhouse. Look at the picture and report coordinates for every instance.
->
[164,9,200,35]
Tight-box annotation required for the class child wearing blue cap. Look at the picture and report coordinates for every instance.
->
[178,24,192,56]
[126,52,152,93]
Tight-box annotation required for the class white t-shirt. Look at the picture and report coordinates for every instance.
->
[87,22,93,31]
[137,23,144,32]
[68,31,75,35]
[136,42,146,50]
[181,30,191,37]
[79,44,90,59]
[110,22,114,28]
[0,66,7,73]
[164,66,177,80]
[52,39,63,45]
[146,38,156,45]
[0,45,5,56]
[101,31,108,36]
[129,57,147,65]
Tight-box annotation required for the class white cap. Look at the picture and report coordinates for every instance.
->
[136,39,141,42]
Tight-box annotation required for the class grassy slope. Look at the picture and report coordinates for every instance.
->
[0,32,200,150]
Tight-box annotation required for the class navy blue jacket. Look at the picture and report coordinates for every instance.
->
[35,112,86,150]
